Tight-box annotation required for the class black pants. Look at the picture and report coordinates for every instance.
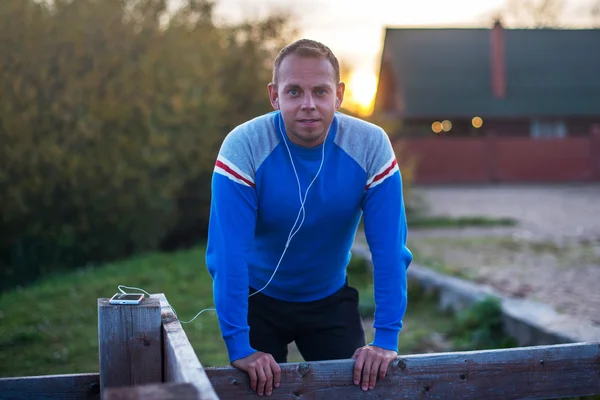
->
[248,283,366,363]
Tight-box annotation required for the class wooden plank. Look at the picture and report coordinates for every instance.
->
[0,372,100,400]
[205,341,600,400]
[102,382,199,400]
[153,293,219,400]
[97,297,162,392]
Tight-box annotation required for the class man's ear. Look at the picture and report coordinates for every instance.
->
[267,83,279,110]
[335,82,345,109]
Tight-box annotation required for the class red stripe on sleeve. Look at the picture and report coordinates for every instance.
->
[365,159,397,190]
[216,160,256,188]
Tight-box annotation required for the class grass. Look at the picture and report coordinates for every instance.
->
[411,253,476,280]
[0,245,457,378]
[407,215,517,229]
[358,214,516,232]
[0,247,221,377]
[408,236,600,274]
[346,257,456,356]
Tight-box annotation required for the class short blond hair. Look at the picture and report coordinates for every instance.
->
[272,39,340,86]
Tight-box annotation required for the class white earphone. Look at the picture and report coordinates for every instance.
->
[248,116,327,297]
[114,109,329,324]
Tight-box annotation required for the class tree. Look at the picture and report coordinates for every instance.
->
[591,0,600,27]
[496,0,565,28]
[0,0,298,289]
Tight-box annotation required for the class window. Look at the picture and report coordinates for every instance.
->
[530,119,567,138]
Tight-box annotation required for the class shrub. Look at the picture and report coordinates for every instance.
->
[0,0,296,289]
[448,297,518,350]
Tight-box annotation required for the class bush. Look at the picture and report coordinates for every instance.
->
[448,297,518,350]
[0,0,296,289]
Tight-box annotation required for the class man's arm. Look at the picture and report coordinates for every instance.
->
[362,154,412,352]
[206,126,282,397]
[353,133,413,391]
[205,153,258,363]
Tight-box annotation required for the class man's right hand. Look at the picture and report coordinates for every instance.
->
[231,352,281,396]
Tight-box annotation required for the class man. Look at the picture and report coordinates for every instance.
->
[206,39,412,396]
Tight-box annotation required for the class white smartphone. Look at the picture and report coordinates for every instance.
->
[109,293,145,305]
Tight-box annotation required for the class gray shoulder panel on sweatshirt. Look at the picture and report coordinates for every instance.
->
[333,113,396,180]
[216,113,281,184]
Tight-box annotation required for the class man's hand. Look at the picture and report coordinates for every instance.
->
[352,345,397,391]
[231,352,281,396]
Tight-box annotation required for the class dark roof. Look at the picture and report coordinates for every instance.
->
[375,27,600,118]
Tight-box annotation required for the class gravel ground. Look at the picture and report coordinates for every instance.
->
[405,184,600,326]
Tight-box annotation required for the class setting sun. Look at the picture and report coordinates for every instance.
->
[346,70,377,116]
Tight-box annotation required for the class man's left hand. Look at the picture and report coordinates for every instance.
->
[352,345,397,391]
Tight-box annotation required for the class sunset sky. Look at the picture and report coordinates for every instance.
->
[208,0,596,112]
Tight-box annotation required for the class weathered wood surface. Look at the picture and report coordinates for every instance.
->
[103,382,199,400]
[97,297,162,392]
[153,293,219,400]
[0,372,100,400]
[205,341,600,399]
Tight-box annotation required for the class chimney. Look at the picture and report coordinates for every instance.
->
[490,19,506,99]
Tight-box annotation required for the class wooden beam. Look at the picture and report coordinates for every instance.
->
[153,294,219,400]
[102,382,199,400]
[0,373,100,400]
[205,341,600,400]
[97,297,162,392]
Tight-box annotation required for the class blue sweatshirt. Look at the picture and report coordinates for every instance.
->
[206,111,413,363]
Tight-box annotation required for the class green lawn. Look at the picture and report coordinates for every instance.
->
[407,215,517,229]
[0,247,221,377]
[0,245,454,378]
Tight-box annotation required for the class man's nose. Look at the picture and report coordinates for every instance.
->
[301,95,316,110]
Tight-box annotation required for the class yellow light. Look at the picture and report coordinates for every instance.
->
[442,120,452,132]
[472,116,483,128]
[432,121,443,133]
[347,70,378,116]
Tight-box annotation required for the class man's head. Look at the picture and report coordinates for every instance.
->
[268,39,345,148]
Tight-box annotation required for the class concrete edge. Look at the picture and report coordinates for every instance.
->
[351,244,600,346]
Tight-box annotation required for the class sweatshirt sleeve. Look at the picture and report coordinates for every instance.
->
[205,129,258,363]
[361,131,413,353]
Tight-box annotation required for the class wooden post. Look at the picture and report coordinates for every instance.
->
[154,294,219,400]
[98,297,162,393]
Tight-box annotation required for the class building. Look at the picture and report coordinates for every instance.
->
[374,22,600,183]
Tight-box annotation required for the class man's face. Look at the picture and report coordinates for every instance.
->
[268,54,345,148]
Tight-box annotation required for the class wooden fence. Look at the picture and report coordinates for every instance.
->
[1,293,599,399]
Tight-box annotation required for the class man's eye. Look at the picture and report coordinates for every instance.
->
[289,90,299,96]
[316,90,325,95]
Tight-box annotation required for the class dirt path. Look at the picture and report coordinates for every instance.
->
[404,184,600,327]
